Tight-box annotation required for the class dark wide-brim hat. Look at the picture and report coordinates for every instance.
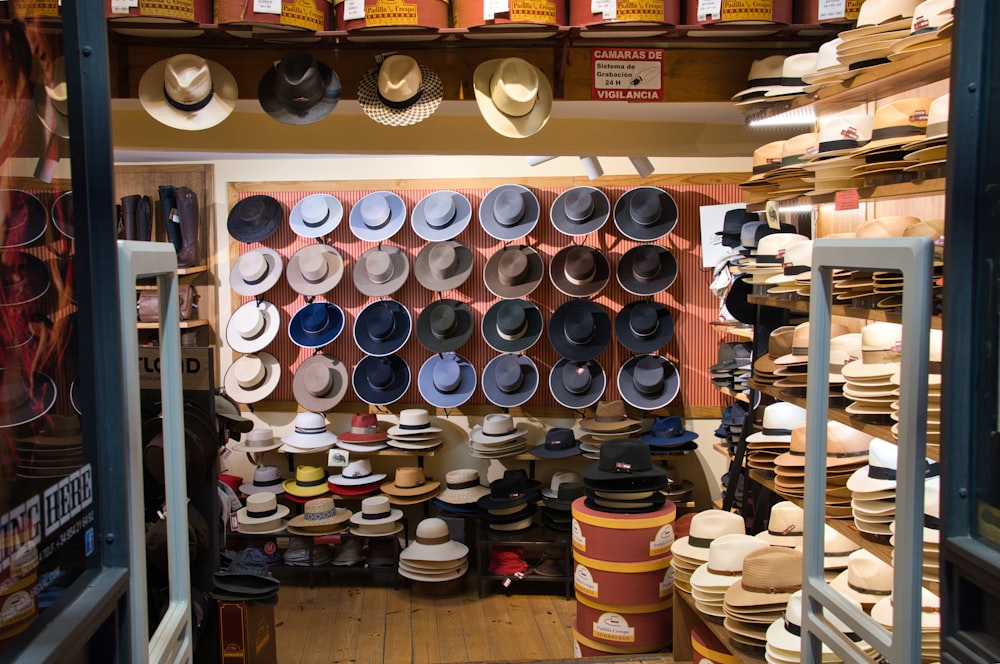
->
[0,251,50,307]
[613,186,679,241]
[51,191,74,240]
[1,190,47,248]
[141,406,217,491]
[411,190,473,241]
[415,299,474,353]
[615,301,674,354]
[292,354,350,413]
[353,245,410,297]
[288,301,345,349]
[583,488,668,514]
[482,353,539,409]
[617,354,680,411]
[548,358,606,410]
[725,274,785,329]
[582,438,668,489]
[617,245,678,296]
[481,298,543,354]
[550,186,611,237]
[352,354,410,406]
[483,245,544,299]
[413,240,474,292]
[479,184,540,241]
[548,300,612,362]
[227,194,283,243]
[549,245,611,298]
[417,352,477,409]
[258,51,341,126]
[0,367,56,428]
[353,298,411,356]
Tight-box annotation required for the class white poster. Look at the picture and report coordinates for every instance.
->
[699,203,747,268]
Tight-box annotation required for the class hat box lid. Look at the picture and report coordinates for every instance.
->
[574,594,673,648]
[571,496,676,562]
[217,0,330,31]
[574,557,673,606]
[685,0,792,25]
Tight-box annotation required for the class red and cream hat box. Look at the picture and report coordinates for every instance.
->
[574,552,673,606]
[574,594,673,649]
[334,0,450,32]
[685,0,792,24]
[797,0,865,24]
[105,0,213,37]
[571,496,676,563]
[569,0,679,30]
[573,621,670,657]
[452,0,566,30]
[691,621,739,664]
[215,0,333,33]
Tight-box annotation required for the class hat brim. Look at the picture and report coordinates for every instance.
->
[349,191,407,242]
[353,245,410,297]
[227,195,283,244]
[352,354,411,406]
[1,250,51,308]
[613,187,679,241]
[50,191,74,240]
[415,299,475,353]
[548,300,612,362]
[230,248,283,297]
[481,353,539,409]
[398,561,469,582]
[481,299,543,354]
[358,63,444,127]
[258,61,341,126]
[287,507,352,529]
[413,240,475,292]
[286,244,345,295]
[0,190,47,248]
[478,184,541,241]
[550,186,611,236]
[549,245,611,298]
[288,302,345,349]
[138,56,238,131]
[226,300,282,354]
[353,299,411,356]
[473,59,552,139]
[224,352,282,404]
[411,191,473,241]
[417,353,477,409]
[349,507,404,526]
[381,479,441,498]
[617,355,680,411]
[292,354,350,413]
[614,302,674,354]
[548,358,606,410]
[483,244,545,298]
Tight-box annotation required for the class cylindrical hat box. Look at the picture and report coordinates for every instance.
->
[452,0,566,29]
[333,0,450,31]
[571,497,675,563]
[574,553,673,606]
[573,620,670,657]
[0,544,39,644]
[106,0,213,37]
[216,0,333,33]
[569,0,679,29]
[692,622,739,664]
[796,0,864,24]
[685,0,792,24]
[575,594,673,649]
[10,0,61,21]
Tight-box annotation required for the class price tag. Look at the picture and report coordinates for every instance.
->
[817,0,847,21]
[591,0,615,20]
[220,447,232,459]
[502,577,512,588]
[835,189,860,211]
[229,512,239,532]
[110,0,130,13]
[328,448,349,467]
[254,0,283,14]
[484,0,508,20]
[343,0,365,21]
[697,0,722,21]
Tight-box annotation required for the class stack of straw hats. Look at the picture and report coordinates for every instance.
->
[386,409,443,452]
[398,517,469,584]
[577,400,641,459]
[335,413,390,453]
[690,534,769,620]
[745,402,808,475]
[723,547,803,656]
[671,510,746,594]
[380,467,441,506]
[468,413,529,458]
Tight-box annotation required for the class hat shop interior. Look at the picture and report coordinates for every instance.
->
[5,0,991,662]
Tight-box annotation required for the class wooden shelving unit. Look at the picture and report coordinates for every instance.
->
[711,322,755,340]
[714,386,750,404]
[136,318,209,329]
[713,442,735,462]
[673,589,767,664]
[747,294,943,330]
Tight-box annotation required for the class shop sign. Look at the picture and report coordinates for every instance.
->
[138,346,213,391]
[591,48,663,101]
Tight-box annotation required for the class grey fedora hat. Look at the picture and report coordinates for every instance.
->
[614,301,674,354]
[353,245,410,297]
[418,352,477,409]
[550,186,610,237]
[411,190,473,241]
[617,354,680,411]
[617,245,677,296]
[483,245,544,299]
[481,353,539,409]
[548,300,612,362]
[481,298,543,354]
[353,298,411,357]
[479,184,540,241]
[349,191,407,242]
[549,358,606,410]
[286,243,344,296]
[613,186,678,241]
[414,240,474,292]
[549,245,611,298]
[292,354,350,413]
[415,299,474,353]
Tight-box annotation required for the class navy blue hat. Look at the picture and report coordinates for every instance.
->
[417,352,477,409]
[353,299,411,356]
[288,301,345,349]
[641,416,699,449]
[352,354,410,406]
[529,427,581,459]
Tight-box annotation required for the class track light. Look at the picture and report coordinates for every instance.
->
[580,156,603,180]
[525,156,557,167]
[629,157,655,178]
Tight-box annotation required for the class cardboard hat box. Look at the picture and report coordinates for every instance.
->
[574,593,674,649]
[218,600,278,664]
[333,0,450,31]
[692,621,740,664]
[685,0,792,24]
[573,618,671,656]
[571,497,676,563]
[453,0,566,29]
[797,0,863,24]
[574,553,673,606]
[105,0,213,37]
[216,0,332,32]
[569,0,679,28]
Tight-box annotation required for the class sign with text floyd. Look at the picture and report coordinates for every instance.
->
[591,49,663,101]
[138,346,214,392]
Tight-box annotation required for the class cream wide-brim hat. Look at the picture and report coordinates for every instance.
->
[138,54,238,131]
[473,58,553,139]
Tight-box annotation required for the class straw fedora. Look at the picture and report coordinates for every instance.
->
[482,298,543,354]
[226,300,281,354]
[415,299,474,353]
[437,469,490,505]
[829,549,894,607]
[690,534,769,590]
[672,509,747,563]
[280,411,337,451]
[903,93,949,151]
[413,240,474,292]
[774,321,850,366]
[257,51,341,126]
[291,354,349,413]
[807,112,875,160]
[549,358,606,410]
[227,195,283,243]
[841,322,903,380]
[481,353,539,408]
[839,0,924,39]
[802,39,849,87]
[617,245,678,296]
[286,243,344,296]
[730,55,787,101]
[578,400,641,433]
[754,501,804,547]
[336,413,389,445]
[483,245,544,298]
[723,547,803,609]
[762,52,820,98]
[283,464,331,498]
[224,352,281,404]
[417,352,477,409]
[890,0,954,55]
[349,190,407,242]
[353,245,410,297]
[743,140,785,183]
[548,300,611,362]
[349,495,404,530]
[239,465,286,495]
[138,53,238,130]
[470,412,527,445]
[478,184,540,241]
[852,97,934,155]
[357,54,443,127]
[381,467,441,498]
[34,57,69,139]
[766,591,868,656]
[353,299,411,356]
[617,354,680,411]
[229,247,283,297]
[287,496,352,534]
[774,421,872,468]
[550,186,611,237]
[411,190,473,241]
[549,245,610,298]
[401,517,469,562]
[288,301,344,349]
[236,493,290,534]
[613,186,678,241]
[473,57,552,138]
[352,354,411,406]
[229,427,281,454]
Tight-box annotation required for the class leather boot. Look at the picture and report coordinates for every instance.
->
[137,195,152,241]
[158,185,182,253]
[121,194,139,241]
[174,186,200,268]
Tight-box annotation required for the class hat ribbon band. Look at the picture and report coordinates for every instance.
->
[240,372,270,391]
[243,266,270,286]
[246,506,278,518]
[253,477,283,487]
[377,86,422,111]
[416,534,451,545]
[295,477,327,487]
[870,125,926,142]
[351,425,379,434]
[784,265,810,276]
[565,266,596,286]
[861,348,901,363]
[165,85,214,112]
[398,479,427,489]
[483,428,518,437]
[305,508,338,521]
[783,617,863,642]
[594,415,626,423]
[848,581,892,596]
[398,423,431,430]
[746,76,785,87]
[741,582,800,594]
[818,138,862,153]
[762,427,792,436]
[706,567,742,576]
[686,535,714,549]
[498,319,528,341]
[295,425,329,435]
[849,57,889,71]
[788,449,868,458]
[752,162,781,175]
[778,76,805,86]
[303,208,330,228]
[630,321,659,338]
[447,479,481,490]
[867,460,939,481]
[924,121,948,138]
[363,510,392,520]
[767,527,803,537]
[926,514,940,530]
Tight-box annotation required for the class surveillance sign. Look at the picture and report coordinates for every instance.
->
[591,49,663,101]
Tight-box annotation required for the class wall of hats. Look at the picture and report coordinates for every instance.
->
[222,176,743,415]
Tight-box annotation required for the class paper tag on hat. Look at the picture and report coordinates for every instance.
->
[697,0,722,21]
[343,0,365,21]
[328,448,349,467]
[220,447,232,460]
[254,0,282,14]
[110,0,130,13]
[817,0,848,21]
[591,0,616,20]
[229,512,239,532]
[484,0,509,20]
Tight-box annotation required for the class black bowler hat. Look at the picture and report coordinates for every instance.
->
[481,298,543,354]
[353,299,411,357]
[548,300,611,362]
[617,245,677,296]
[615,301,674,354]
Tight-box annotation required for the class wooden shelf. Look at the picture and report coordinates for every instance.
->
[714,442,735,462]
[747,177,947,213]
[136,318,209,329]
[351,448,440,457]
[715,386,750,403]
[135,264,209,289]
[747,294,943,330]
[711,322,755,340]
[673,589,766,664]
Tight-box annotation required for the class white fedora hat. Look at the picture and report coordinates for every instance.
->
[138,54,238,131]
[473,57,552,139]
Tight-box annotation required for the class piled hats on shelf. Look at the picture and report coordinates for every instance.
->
[385,409,443,452]
[750,326,793,388]
[327,459,386,499]
[577,400,641,460]
[745,402,808,475]
[398,517,469,585]
[690,534,768,620]
[671,510,748,595]
[381,467,441,506]
[285,496,351,537]
[432,468,490,516]
[890,475,941,586]
[722,547,804,655]
[211,548,281,605]
[283,536,332,567]
[798,525,861,582]
[279,412,338,454]
[540,471,583,532]
[581,439,668,514]
[765,590,878,662]
[714,402,749,458]
[754,501,805,550]
[710,342,752,396]
[871,586,942,662]
[334,413,390,453]
[829,549,894,611]
[641,416,700,455]
[468,413,529,458]
[349,495,404,537]
[477,470,539,532]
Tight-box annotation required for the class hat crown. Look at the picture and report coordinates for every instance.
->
[343,459,372,478]
[497,300,527,337]
[246,492,277,513]
[860,321,903,352]
[756,233,809,257]
[366,357,394,390]
[236,197,268,225]
[597,438,653,473]
[706,534,769,573]
[364,250,395,284]
[814,38,844,70]
[423,192,456,228]
[548,470,582,494]
[429,303,457,338]
[497,248,529,284]
[846,549,894,593]
[304,496,337,516]
[234,305,266,339]
[651,415,685,437]
[561,361,592,394]
[925,475,940,517]
[544,428,577,450]
[238,250,269,282]
[490,58,540,118]
[740,546,803,591]
[564,304,596,345]
[872,97,933,131]
[234,355,267,388]
[784,590,861,634]
[564,188,595,222]
[359,194,392,228]
[632,356,665,394]
[482,413,516,436]
[414,517,450,541]
[299,246,332,282]
[252,464,281,484]
[628,188,663,225]
[293,412,329,437]
[856,215,921,238]
[745,54,785,82]
[780,133,820,162]
[294,464,325,484]
[789,420,873,456]
[299,303,338,336]
[163,54,213,106]
[752,140,785,168]
[299,196,331,226]
[632,246,662,280]
[275,52,326,106]
[494,356,525,393]
[398,408,431,429]
[428,242,458,277]
[378,55,422,104]
[361,494,392,516]
[367,302,397,341]
[494,189,526,226]
[564,246,596,283]
[780,52,818,79]
[857,0,923,26]
[489,475,528,501]
[445,468,480,487]
[304,362,335,397]
[246,428,274,447]
[817,112,874,146]
[767,501,804,538]
[394,466,427,489]
[688,509,746,544]
[593,399,627,422]
[767,326,796,358]
[432,356,462,393]
[350,412,377,431]
[866,437,900,474]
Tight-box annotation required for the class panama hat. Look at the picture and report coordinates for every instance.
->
[754,501,804,547]
[766,591,868,656]
[411,190,473,241]
[672,509,747,563]
[890,0,954,55]
[353,299,411,356]
[223,353,281,404]
[774,421,872,468]
[852,97,934,155]
[236,493,290,534]
[226,195,282,243]
[473,57,552,138]
[353,245,410,297]
[257,51,340,126]
[437,469,490,505]
[349,190,406,242]
[336,413,389,444]
[328,459,386,487]
[830,549,895,608]
[550,186,610,237]
[357,54,443,127]
[548,300,611,361]
[690,534,769,591]
[470,413,527,447]
[615,301,674,354]
[381,467,441,498]
[417,352,477,409]
[806,112,875,160]
[286,243,344,295]
[239,465,286,495]
[225,300,281,354]
[415,299,474,353]
[478,184,540,241]
[902,93,949,151]
[549,245,610,298]
[839,0,924,40]
[413,240,474,292]
[229,428,281,455]
[0,190,46,248]
[138,53,237,130]
[549,358,606,410]
[349,495,404,536]
[761,52,820,97]
[288,301,344,349]
[617,245,678,296]
[723,546,802,609]
[743,140,786,184]
[481,298,543,354]
[280,411,337,451]
[617,354,680,411]
[481,353,538,408]
[292,354,349,413]
[401,517,469,562]
[287,496,351,534]
[230,247,283,297]
[613,186,678,241]
[483,244,544,298]
[730,55,787,101]
[352,354,410,406]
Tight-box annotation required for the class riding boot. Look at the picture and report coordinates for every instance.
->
[174,186,200,268]
[121,194,139,241]
[158,185,182,253]
[137,195,152,241]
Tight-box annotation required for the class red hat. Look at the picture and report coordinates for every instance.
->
[337,413,389,443]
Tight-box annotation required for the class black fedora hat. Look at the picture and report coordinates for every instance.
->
[227,194,283,243]
[550,186,610,237]
[582,438,668,490]
[717,208,759,248]
[479,184,540,241]
[353,299,411,357]
[529,427,581,459]
[1,189,47,248]
[617,354,680,411]
[613,186,678,241]
[477,474,540,510]
[615,301,674,354]
[481,353,538,409]
[617,245,677,296]
[548,300,611,362]
[549,245,611,298]
[258,51,341,125]
[142,405,217,492]
[724,274,785,329]
[481,298,543,354]
[548,358,605,410]
[583,487,668,514]
[415,299,474,353]
[352,354,410,406]
[483,245,544,299]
